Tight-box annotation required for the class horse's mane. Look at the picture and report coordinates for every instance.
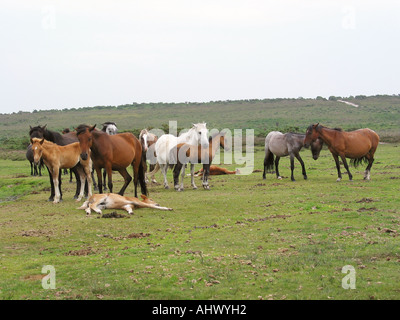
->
[308,124,343,132]
[76,124,92,136]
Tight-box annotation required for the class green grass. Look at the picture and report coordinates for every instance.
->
[0,143,399,300]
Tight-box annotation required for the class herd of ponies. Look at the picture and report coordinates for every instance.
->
[26,122,380,215]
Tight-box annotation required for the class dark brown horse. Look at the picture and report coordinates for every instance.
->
[304,124,380,181]
[76,124,147,197]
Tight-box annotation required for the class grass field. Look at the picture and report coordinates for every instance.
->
[0,143,399,300]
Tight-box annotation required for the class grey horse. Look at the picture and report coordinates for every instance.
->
[262,131,323,181]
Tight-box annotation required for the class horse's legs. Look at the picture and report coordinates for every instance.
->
[289,154,296,181]
[75,167,86,201]
[117,168,132,196]
[58,168,63,201]
[340,155,353,181]
[82,163,93,199]
[275,156,281,179]
[149,164,157,183]
[52,167,61,203]
[105,164,114,194]
[202,164,210,190]
[45,166,55,202]
[161,164,169,189]
[190,164,198,189]
[91,169,98,191]
[332,154,342,182]
[95,167,103,194]
[364,157,374,180]
[294,153,307,180]
[173,163,182,191]
[71,167,81,199]
[103,169,108,191]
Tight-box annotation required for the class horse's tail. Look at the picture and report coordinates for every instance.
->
[149,162,160,176]
[263,138,275,172]
[350,156,368,168]
[138,156,148,196]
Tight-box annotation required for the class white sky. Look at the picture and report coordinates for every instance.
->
[1,0,399,113]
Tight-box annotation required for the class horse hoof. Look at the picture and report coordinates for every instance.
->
[304,176,308,180]
[336,178,342,182]
[164,185,169,189]
[278,176,282,180]
[193,186,198,190]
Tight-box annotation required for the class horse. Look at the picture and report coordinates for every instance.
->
[76,124,147,197]
[91,121,119,191]
[193,165,239,176]
[171,131,229,191]
[30,138,92,203]
[262,131,324,181]
[150,123,209,189]
[139,129,158,184]
[26,144,44,176]
[78,193,172,215]
[29,125,83,201]
[304,123,380,181]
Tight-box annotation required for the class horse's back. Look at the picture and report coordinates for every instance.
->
[266,131,288,156]
[155,134,178,163]
[341,128,379,157]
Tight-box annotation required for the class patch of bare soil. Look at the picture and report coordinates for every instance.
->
[65,247,97,256]
[20,229,53,237]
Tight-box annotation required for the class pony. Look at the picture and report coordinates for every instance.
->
[29,125,83,201]
[304,123,380,181]
[30,138,92,203]
[193,165,239,176]
[76,124,147,197]
[263,131,324,181]
[171,131,229,191]
[78,193,172,215]
[26,144,44,176]
[150,123,209,189]
[139,129,158,184]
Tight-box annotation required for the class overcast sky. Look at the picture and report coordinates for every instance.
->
[1,0,399,113]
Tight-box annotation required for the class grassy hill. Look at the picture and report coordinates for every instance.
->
[1,95,399,154]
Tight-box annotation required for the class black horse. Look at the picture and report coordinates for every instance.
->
[29,125,84,201]
[26,144,44,176]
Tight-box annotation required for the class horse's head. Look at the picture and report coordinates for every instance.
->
[139,129,149,152]
[102,122,118,135]
[304,123,320,148]
[192,123,209,148]
[29,124,47,139]
[210,131,230,151]
[76,124,96,161]
[140,194,159,206]
[30,138,45,165]
[310,137,324,160]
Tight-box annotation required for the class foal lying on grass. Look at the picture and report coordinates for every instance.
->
[78,193,173,215]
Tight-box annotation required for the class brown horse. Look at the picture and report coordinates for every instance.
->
[304,124,379,181]
[193,165,239,176]
[76,124,147,197]
[30,138,92,203]
[171,132,229,191]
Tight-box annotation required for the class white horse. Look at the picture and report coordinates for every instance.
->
[139,128,158,184]
[151,123,209,189]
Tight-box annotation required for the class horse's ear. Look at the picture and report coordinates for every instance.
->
[90,124,96,132]
[30,138,33,144]
[43,124,47,130]
[40,138,45,145]
[30,125,32,129]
